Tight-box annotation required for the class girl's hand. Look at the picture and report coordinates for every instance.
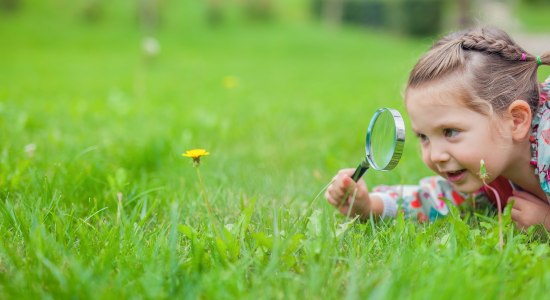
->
[325,168,372,218]
[510,190,550,231]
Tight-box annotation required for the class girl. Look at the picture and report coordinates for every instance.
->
[325,26,550,230]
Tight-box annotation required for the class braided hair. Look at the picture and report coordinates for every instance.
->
[406,27,550,115]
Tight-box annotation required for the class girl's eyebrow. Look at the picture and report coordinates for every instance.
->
[411,122,463,136]
[428,119,466,130]
[410,123,428,132]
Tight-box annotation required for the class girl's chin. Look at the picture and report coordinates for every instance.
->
[448,178,484,193]
[453,186,482,194]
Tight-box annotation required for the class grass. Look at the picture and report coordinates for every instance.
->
[516,1,550,32]
[1,2,550,299]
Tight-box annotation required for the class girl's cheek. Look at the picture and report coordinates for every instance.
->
[425,161,437,173]
[420,150,435,170]
[420,148,429,162]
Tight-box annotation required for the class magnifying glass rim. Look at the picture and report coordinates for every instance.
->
[365,108,406,171]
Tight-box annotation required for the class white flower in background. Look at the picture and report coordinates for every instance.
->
[24,143,36,158]
[142,36,160,57]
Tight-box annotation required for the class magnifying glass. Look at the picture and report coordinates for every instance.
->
[351,108,406,182]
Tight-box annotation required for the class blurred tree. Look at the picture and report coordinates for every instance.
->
[207,0,223,26]
[139,0,160,34]
[243,0,274,21]
[0,0,20,13]
[457,0,473,28]
[340,0,387,28]
[313,0,446,34]
[398,0,444,36]
[81,0,103,23]
[322,0,344,27]
[521,0,550,4]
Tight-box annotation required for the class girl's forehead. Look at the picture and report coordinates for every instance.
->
[405,81,467,110]
[406,92,477,133]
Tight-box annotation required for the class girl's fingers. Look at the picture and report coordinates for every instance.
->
[326,183,345,206]
[512,190,546,204]
[341,176,352,190]
[325,185,340,205]
[511,207,521,220]
[326,175,355,205]
[325,190,336,205]
[510,207,528,230]
[326,168,359,208]
[509,195,523,211]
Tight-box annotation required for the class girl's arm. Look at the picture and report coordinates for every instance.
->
[326,170,489,222]
[371,176,473,221]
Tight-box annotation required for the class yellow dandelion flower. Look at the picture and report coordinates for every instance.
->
[222,76,238,89]
[182,149,210,158]
[182,148,218,236]
[182,149,210,166]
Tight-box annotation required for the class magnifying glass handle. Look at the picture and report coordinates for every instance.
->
[351,160,370,182]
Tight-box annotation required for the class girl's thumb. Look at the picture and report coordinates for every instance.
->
[342,176,354,188]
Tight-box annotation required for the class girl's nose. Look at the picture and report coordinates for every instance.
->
[429,144,450,163]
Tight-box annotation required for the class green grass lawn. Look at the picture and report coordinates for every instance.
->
[517,1,550,32]
[1,2,550,299]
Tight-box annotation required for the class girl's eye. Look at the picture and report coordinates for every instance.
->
[416,133,428,142]
[443,128,459,138]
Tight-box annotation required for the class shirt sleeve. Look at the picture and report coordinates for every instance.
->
[535,76,550,198]
[371,176,486,222]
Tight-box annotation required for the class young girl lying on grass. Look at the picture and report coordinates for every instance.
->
[325,26,550,230]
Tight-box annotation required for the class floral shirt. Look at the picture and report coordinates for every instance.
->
[374,76,550,221]
[533,77,550,196]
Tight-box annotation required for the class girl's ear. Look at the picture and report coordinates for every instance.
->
[507,100,532,140]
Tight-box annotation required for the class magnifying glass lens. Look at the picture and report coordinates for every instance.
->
[351,107,405,182]
[369,110,396,169]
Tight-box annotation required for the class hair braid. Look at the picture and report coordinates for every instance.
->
[406,26,545,117]
[460,33,525,61]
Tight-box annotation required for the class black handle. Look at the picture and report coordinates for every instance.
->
[351,161,369,182]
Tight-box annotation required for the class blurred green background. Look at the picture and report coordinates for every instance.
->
[1,0,550,209]
[1,0,549,204]
[1,0,550,298]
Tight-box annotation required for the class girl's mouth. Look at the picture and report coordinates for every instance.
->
[445,169,467,182]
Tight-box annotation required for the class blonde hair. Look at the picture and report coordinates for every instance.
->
[406,26,550,115]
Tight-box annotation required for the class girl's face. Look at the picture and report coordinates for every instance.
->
[405,83,516,193]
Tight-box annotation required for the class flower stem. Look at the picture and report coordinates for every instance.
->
[479,160,503,250]
[483,180,504,250]
[194,166,220,237]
